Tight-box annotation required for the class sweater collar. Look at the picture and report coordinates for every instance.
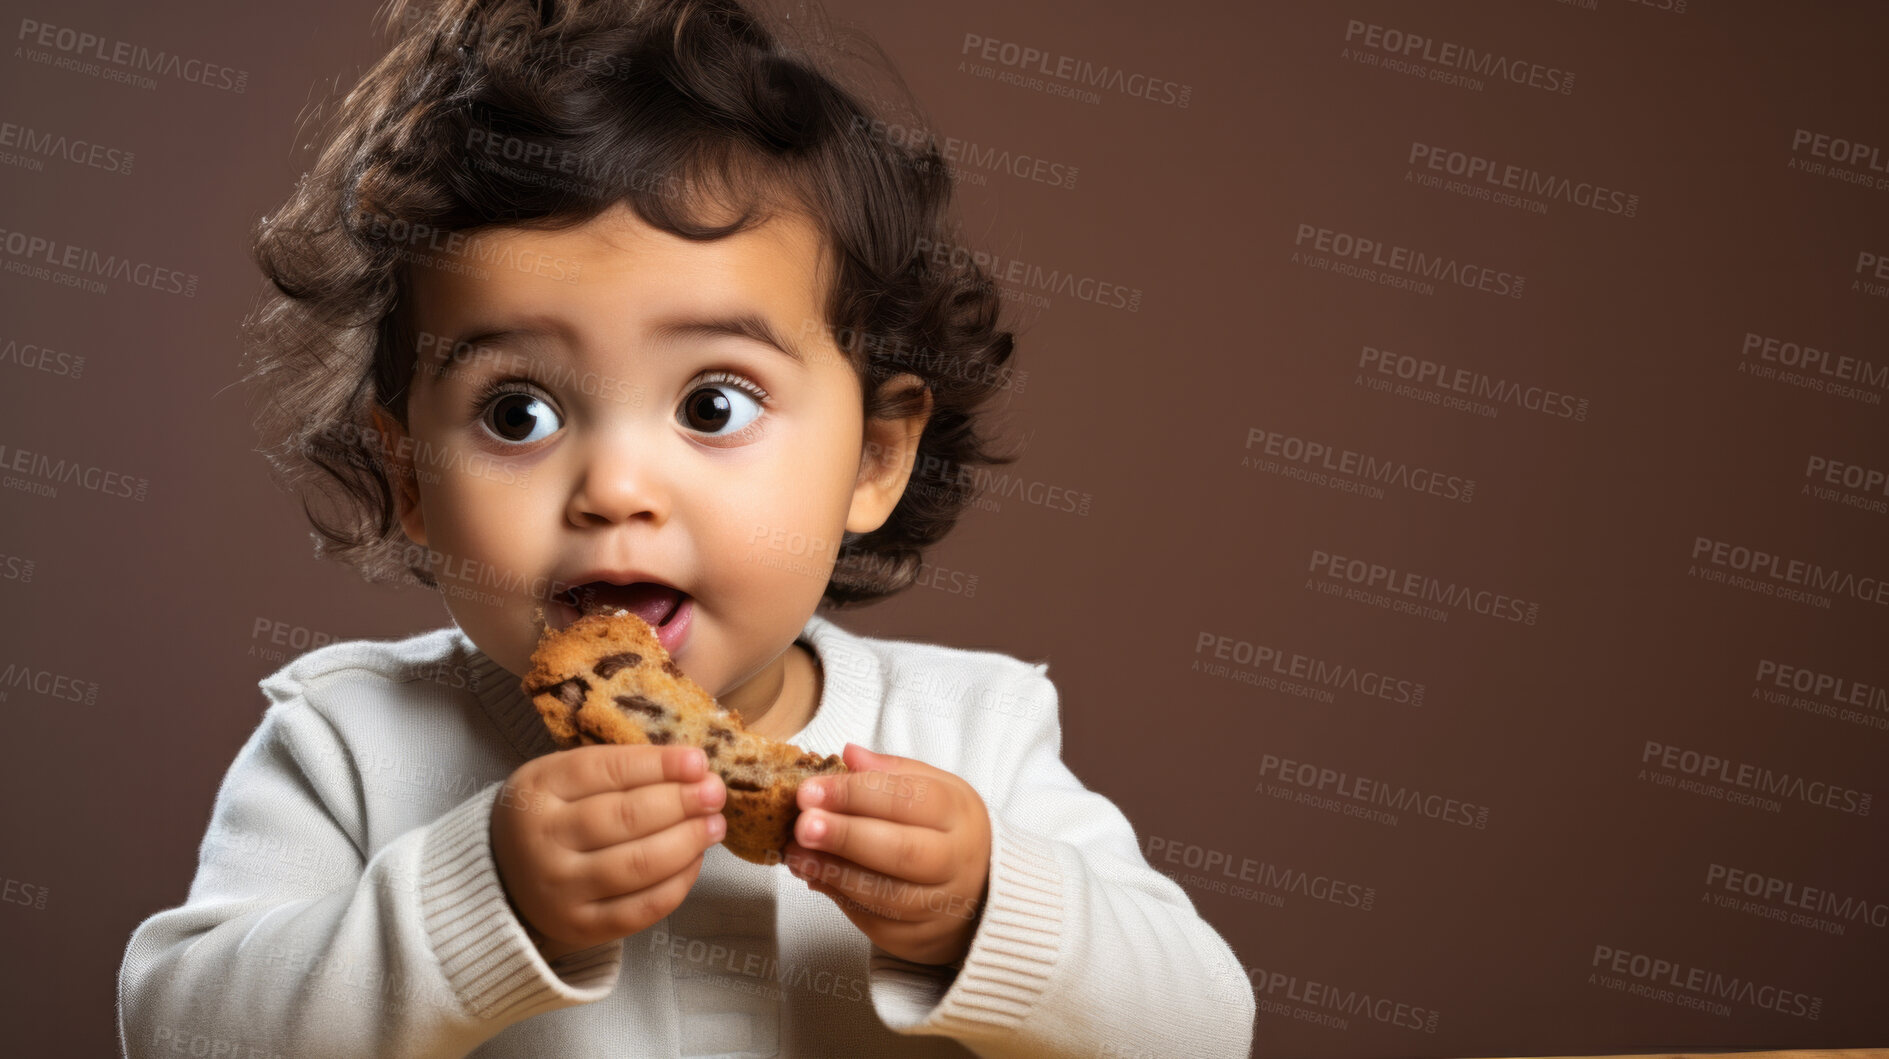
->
[462,611,879,764]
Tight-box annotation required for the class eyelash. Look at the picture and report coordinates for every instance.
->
[699,370,772,405]
[468,370,772,436]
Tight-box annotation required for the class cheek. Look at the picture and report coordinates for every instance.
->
[417,442,547,561]
[708,424,859,582]
[415,451,561,668]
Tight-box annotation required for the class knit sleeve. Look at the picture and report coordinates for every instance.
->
[116,688,622,1059]
[864,664,1257,1057]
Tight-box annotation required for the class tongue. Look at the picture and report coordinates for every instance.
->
[574,582,683,626]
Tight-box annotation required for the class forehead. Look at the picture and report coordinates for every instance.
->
[404,202,835,375]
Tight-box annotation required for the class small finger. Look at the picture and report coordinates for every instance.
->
[784,845,912,921]
[799,769,948,829]
[580,849,707,939]
[541,743,706,803]
[795,809,955,885]
[839,742,945,780]
[558,774,724,852]
[584,811,726,900]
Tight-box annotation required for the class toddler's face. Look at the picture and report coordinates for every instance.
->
[379,202,923,715]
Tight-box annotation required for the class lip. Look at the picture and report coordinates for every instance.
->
[559,568,685,598]
[550,567,693,652]
[654,596,693,655]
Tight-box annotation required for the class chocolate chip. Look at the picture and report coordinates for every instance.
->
[529,677,588,710]
[707,724,733,741]
[661,659,684,678]
[648,730,674,745]
[725,776,763,792]
[593,652,643,679]
[704,743,718,759]
[612,694,667,720]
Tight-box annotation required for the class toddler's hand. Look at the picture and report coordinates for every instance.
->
[490,744,726,961]
[782,744,991,966]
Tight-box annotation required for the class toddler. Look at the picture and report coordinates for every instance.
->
[116,0,1256,1054]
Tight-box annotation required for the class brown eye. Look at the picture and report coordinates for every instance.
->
[677,378,765,436]
[480,387,561,443]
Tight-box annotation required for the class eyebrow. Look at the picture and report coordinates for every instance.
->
[426,311,807,380]
[649,312,808,365]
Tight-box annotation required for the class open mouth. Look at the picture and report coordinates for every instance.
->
[560,581,688,627]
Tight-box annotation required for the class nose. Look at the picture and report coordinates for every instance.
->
[567,433,672,528]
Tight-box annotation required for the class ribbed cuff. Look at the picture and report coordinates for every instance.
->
[868,815,1064,1039]
[419,781,622,1024]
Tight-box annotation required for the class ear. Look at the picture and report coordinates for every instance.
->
[846,373,933,535]
[368,405,428,547]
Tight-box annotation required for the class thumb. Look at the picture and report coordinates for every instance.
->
[841,742,911,772]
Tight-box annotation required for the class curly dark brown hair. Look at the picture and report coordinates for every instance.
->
[239,0,1022,608]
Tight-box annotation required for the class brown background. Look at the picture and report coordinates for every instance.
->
[1,0,1883,1056]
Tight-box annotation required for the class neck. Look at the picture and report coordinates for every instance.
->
[720,641,818,741]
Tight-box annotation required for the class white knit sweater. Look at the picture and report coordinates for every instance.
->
[117,613,1256,1057]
